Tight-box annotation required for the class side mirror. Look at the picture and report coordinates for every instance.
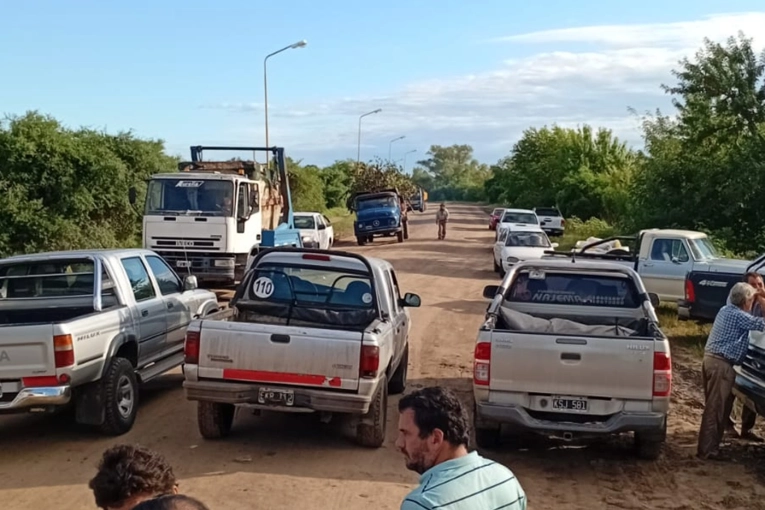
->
[402,293,421,307]
[317,223,327,230]
[128,187,137,205]
[483,285,499,299]
[648,292,660,308]
[183,275,198,291]
[551,242,559,248]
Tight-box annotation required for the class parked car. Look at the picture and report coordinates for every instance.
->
[0,249,220,434]
[488,208,506,231]
[294,212,334,250]
[533,207,565,237]
[562,229,739,305]
[733,331,765,425]
[494,209,540,240]
[474,258,670,459]
[492,225,558,277]
[182,248,421,447]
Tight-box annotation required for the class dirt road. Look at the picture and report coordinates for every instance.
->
[2,203,765,510]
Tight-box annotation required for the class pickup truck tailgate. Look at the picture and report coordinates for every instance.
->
[0,325,56,379]
[489,332,654,400]
[197,320,362,391]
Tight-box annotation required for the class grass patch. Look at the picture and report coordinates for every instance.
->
[656,303,710,357]
[325,206,355,240]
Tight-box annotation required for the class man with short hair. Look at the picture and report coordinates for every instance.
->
[435,203,449,240]
[89,444,179,510]
[133,495,210,510]
[396,387,527,509]
[697,282,765,460]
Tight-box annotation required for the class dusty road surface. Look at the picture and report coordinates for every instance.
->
[2,203,765,510]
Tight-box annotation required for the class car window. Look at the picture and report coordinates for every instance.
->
[498,229,509,243]
[294,216,316,229]
[535,208,560,217]
[502,212,538,224]
[506,270,640,308]
[0,259,115,299]
[505,232,551,248]
[650,239,689,262]
[389,270,403,314]
[237,183,249,218]
[121,257,157,302]
[322,215,332,226]
[145,255,182,295]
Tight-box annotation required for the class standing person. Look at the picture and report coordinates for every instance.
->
[396,387,527,509]
[697,282,765,460]
[726,272,765,440]
[435,203,449,240]
[89,444,179,510]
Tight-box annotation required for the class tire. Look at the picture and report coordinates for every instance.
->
[397,231,404,243]
[473,403,501,449]
[355,376,388,448]
[367,236,374,243]
[499,265,506,278]
[388,345,408,394]
[493,257,500,273]
[197,401,235,439]
[634,418,666,460]
[403,221,409,240]
[356,237,365,246]
[100,357,139,436]
[329,238,334,248]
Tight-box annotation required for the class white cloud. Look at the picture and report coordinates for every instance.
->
[201,12,765,165]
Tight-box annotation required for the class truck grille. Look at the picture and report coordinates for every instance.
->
[742,344,765,381]
[149,236,222,252]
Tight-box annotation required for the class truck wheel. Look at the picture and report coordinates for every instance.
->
[355,376,388,448]
[473,403,501,449]
[397,231,404,243]
[197,401,235,439]
[100,357,139,436]
[356,237,365,246]
[634,421,666,460]
[388,345,408,394]
[493,258,500,273]
[368,235,374,243]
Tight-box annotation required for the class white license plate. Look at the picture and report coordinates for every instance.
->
[258,388,295,406]
[177,260,192,268]
[552,396,588,412]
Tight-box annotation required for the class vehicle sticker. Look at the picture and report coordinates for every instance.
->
[362,292,373,304]
[252,276,275,298]
[175,180,204,188]
[528,270,546,280]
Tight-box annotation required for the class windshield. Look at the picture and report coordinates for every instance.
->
[507,270,639,308]
[688,237,720,260]
[505,232,551,248]
[492,208,505,216]
[535,208,560,217]
[357,195,398,210]
[501,212,538,224]
[145,178,235,217]
[294,216,316,229]
[0,259,114,299]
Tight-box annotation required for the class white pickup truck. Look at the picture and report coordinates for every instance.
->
[0,249,219,434]
[182,248,421,447]
[473,258,671,459]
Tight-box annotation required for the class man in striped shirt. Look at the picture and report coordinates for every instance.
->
[396,387,527,509]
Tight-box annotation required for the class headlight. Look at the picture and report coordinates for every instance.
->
[301,236,314,242]
[214,259,235,268]
[506,256,520,263]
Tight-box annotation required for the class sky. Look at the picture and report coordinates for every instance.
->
[2,1,764,168]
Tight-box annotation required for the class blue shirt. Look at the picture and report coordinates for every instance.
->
[705,304,765,364]
[401,451,526,510]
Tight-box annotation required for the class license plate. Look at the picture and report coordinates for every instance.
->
[552,396,588,412]
[258,388,294,406]
[177,260,192,268]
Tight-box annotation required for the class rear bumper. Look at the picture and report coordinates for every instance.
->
[677,300,692,320]
[0,385,72,413]
[183,379,375,414]
[541,227,564,236]
[475,401,666,434]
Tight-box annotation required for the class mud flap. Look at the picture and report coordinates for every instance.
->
[74,382,105,426]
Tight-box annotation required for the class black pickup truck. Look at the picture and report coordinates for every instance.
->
[732,332,765,426]
[677,255,760,322]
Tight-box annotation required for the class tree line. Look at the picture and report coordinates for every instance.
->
[1,32,762,257]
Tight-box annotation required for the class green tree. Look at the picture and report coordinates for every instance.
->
[414,144,490,200]
[286,157,326,212]
[320,159,354,208]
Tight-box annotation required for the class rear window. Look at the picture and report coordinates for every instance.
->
[506,270,640,308]
[492,208,504,216]
[502,212,538,224]
[535,208,561,217]
[294,216,316,229]
[0,259,115,299]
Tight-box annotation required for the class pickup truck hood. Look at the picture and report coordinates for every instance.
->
[694,258,751,274]
[356,207,399,222]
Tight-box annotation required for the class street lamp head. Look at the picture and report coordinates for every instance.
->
[373,108,382,114]
[290,40,308,49]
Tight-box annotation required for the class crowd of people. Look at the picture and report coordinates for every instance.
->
[88,387,527,510]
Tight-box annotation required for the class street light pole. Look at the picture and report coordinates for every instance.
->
[264,39,307,161]
[356,108,382,168]
[388,135,405,161]
[402,149,417,172]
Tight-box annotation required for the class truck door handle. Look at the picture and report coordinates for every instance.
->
[141,310,149,317]
[167,302,174,310]
[643,263,654,267]
[270,334,290,344]
[561,352,581,361]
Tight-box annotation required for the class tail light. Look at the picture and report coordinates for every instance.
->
[474,342,491,386]
[653,351,672,397]
[303,253,331,261]
[685,279,695,303]
[184,331,200,364]
[561,218,566,225]
[360,345,379,378]
[54,334,74,368]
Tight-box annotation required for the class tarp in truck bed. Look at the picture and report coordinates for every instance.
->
[498,306,641,337]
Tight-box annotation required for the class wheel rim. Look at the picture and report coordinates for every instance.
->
[116,375,135,420]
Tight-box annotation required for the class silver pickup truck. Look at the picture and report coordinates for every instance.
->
[473,258,671,459]
[183,248,421,447]
[0,249,219,434]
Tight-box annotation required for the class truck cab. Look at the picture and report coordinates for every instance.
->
[351,189,407,246]
[409,188,427,212]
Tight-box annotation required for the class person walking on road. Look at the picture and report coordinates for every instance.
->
[697,282,765,460]
[435,203,449,240]
[725,272,765,441]
[396,387,527,509]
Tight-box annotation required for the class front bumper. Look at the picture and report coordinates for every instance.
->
[733,372,765,417]
[354,224,402,237]
[475,401,666,434]
[155,251,239,282]
[183,379,375,414]
[0,385,72,413]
